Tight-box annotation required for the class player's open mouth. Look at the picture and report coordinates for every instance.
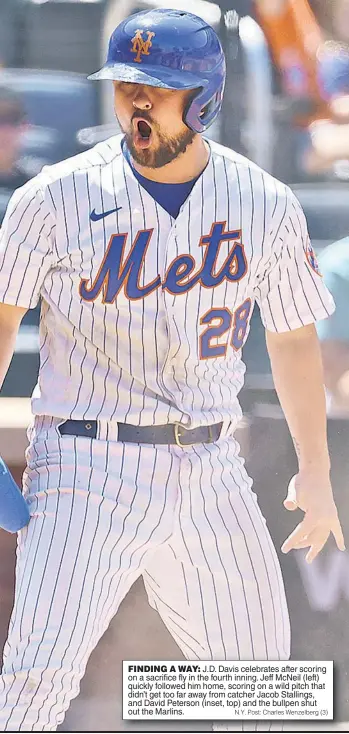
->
[133,118,153,148]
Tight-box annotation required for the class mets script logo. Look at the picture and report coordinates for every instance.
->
[131,29,155,63]
[305,239,322,276]
[79,222,247,303]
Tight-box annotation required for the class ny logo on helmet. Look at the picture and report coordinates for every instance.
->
[131,30,155,63]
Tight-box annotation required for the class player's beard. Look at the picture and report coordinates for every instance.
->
[123,118,195,169]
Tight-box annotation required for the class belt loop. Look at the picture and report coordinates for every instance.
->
[97,420,119,442]
[96,420,107,441]
[219,417,233,440]
[55,418,67,438]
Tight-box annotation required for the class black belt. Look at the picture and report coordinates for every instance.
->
[58,420,223,447]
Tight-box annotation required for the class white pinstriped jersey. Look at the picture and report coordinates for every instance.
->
[0,135,334,428]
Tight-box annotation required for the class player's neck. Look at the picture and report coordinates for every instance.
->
[130,136,210,183]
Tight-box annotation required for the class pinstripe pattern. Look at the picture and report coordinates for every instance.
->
[0,135,335,729]
[144,438,289,664]
[143,438,290,734]
[0,420,289,730]
[0,135,334,431]
[0,418,178,730]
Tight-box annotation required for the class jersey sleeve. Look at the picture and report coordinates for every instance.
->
[254,189,335,333]
[0,177,56,309]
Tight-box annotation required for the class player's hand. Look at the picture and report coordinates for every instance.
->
[281,472,345,563]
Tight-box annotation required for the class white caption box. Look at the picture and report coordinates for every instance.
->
[123,660,333,720]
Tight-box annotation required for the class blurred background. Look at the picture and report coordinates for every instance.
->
[1,0,349,731]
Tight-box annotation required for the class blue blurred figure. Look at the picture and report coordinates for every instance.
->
[305,0,349,175]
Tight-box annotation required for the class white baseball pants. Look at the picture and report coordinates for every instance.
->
[0,417,290,730]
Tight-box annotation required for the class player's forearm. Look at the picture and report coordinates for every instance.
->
[0,303,27,392]
[266,324,330,473]
[0,326,18,392]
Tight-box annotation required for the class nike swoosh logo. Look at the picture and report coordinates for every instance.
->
[90,206,122,222]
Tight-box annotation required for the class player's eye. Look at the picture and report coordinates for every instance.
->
[119,82,136,94]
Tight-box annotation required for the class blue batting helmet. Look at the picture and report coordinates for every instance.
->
[88,8,226,133]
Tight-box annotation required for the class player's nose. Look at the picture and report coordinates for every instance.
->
[132,85,153,110]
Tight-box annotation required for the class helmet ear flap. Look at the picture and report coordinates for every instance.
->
[200,92,221,121]
[183,77,225,133]
[182,88,202,133]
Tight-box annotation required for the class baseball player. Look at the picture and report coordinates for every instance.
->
[0,8,344,732]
